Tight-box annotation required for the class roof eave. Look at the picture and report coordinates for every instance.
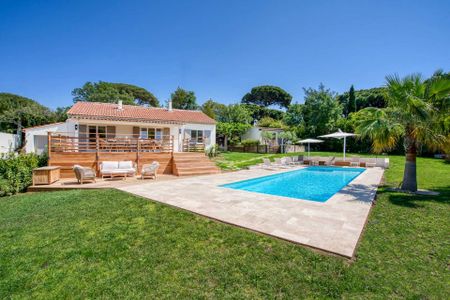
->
[68,114,216,125]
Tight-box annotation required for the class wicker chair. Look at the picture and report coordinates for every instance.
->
[73,165,96,184]
[141,161,160,179]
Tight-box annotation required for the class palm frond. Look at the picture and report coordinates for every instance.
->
[354,108,403,153]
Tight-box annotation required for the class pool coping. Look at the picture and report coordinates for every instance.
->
[117,166,384,258]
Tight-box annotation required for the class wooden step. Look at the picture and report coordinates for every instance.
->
[175,165,219,171]
[176,169,221,176]
[172,152,220,176]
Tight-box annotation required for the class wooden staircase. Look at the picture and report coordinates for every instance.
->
[173,152,220,176]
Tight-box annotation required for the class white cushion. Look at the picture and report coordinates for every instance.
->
[118,161,133,169]
[102,161,118,171]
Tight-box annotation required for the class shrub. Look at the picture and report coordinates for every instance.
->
[241,139,260,146]
[0,152,43,197]
[205,144,219,158]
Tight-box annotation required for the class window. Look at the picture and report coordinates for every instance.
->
[189,130,203,143]
[140,128,163,140]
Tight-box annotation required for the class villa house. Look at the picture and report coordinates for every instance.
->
[23,101,219,177]
[241,126,285,146]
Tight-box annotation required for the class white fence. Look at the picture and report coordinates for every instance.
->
[0,132,19,154]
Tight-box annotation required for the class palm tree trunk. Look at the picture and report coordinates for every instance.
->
[401,136,417,192]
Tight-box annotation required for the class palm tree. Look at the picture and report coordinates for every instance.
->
[355,72,450,192]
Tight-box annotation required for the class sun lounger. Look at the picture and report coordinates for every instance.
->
[365,158,377,168]
[274,157,292,168]
[349,157,360,167]
[309,156,320,166]
[260,158,276,170]
[323,156,335,166]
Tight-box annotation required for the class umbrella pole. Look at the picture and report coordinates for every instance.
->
[308,143,310,158]
[343,136,346,161]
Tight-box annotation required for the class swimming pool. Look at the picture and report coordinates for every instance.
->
[220,166,365,202]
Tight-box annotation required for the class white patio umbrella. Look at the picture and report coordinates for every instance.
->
[297,138,324,158]
[319,129,357,160]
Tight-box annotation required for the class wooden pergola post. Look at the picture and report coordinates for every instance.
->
[137,138,141,175]
[47,132,52,161]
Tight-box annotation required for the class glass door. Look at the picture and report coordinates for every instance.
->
[88,126,97,150]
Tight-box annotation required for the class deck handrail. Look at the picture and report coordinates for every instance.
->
[48,132,174,154]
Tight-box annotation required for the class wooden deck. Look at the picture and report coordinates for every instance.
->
[47,133,220,178]
[28,174,179,192]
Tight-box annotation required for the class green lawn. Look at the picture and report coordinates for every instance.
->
[0,153,449,298]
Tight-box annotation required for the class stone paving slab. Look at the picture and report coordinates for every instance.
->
[118,166,384,258]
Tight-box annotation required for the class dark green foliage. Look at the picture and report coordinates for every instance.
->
[216,122,251,146]
[348,85,356,115]
[201,99,226,119]
[257,116,284,128]
[112,83,159,107]
[243,103,284,122]
[170,87,199,110]
[0,93,56,134]
[338,87,387,116]
[72,81,159,107]
[302,84,343,136]
[0,153,43,196]
[53,106,70,122]
[217,104,253,124]
[240,139,260,146]
[283,103,303,127]
[242,85,292,109]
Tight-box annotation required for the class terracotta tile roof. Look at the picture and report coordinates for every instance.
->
[67,102,216,124]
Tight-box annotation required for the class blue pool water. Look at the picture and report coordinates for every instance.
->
[220,166,365,202]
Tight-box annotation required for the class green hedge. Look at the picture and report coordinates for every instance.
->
[0,152,46,197]
[241,139,260,146]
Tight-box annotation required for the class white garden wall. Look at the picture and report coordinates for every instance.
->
[0,132,19,154]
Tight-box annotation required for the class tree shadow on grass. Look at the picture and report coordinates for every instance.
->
[380,186,450,208]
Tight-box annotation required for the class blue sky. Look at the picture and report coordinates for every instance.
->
[0,0,449,109]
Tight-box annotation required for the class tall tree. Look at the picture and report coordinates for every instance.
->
[72,82,135,104]
[112,83,159,106]
[216,122,251,151]
[217,104,253,124]
[170,87,199,110]
[242,85,292,109]
[242,103,284,122]
[338,87,387,116]
[355,73,450,192]
[302,84,343,136]
[348,85,356,114]
[72,81,159,106]
[0,93,55,134]
[283,103,303,127]
[201,99,226,120]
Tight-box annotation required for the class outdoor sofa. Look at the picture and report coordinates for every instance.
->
[100,161,136,179]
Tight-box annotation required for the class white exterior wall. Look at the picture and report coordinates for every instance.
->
[0,132,19,154]
[182,123,216,150]
[241,127,283,145]
[241,127,261,141]
[24,118,216,153]
[24,122,74,154]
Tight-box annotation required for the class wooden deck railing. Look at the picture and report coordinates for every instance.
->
[48,133,174,154]
[182,139,206,152]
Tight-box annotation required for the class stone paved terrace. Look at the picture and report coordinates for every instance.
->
[117,166,384,258]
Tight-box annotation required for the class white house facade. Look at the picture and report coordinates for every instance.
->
[24,101,216,154]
